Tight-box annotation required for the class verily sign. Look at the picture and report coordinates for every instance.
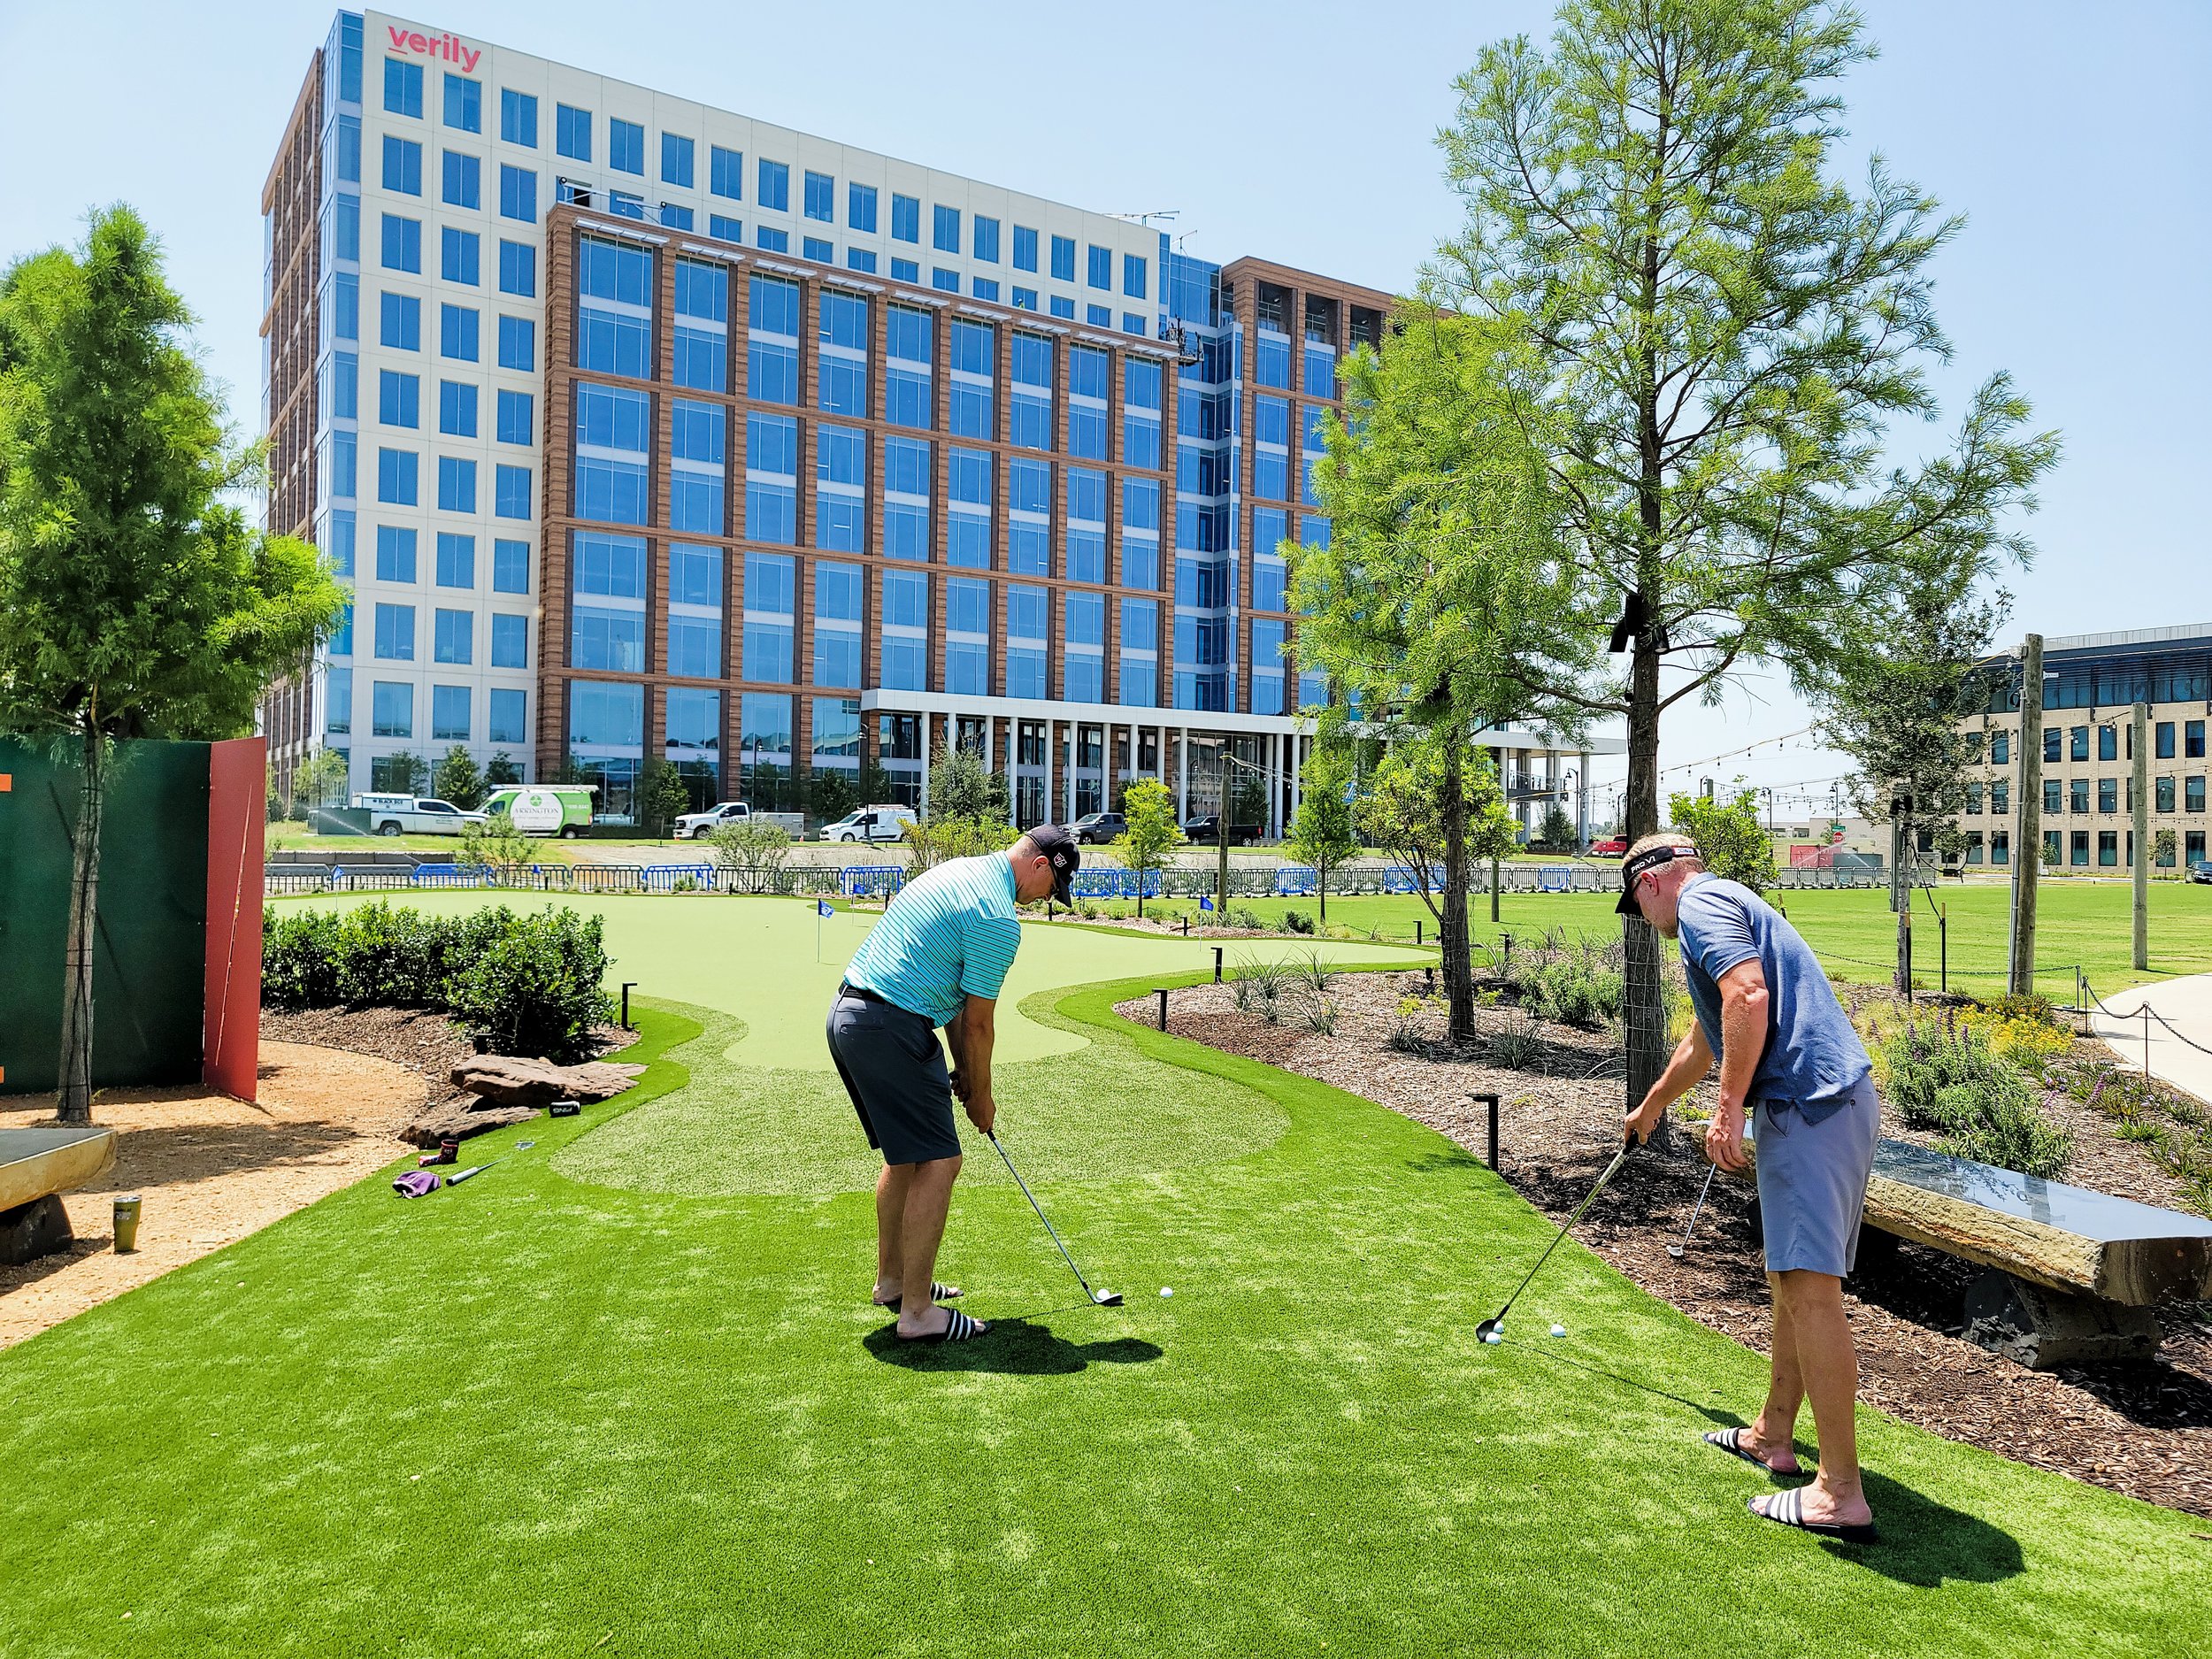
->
[386,24,480,73]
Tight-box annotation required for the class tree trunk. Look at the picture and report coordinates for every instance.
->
[1893,808,1913,998]
[1318,870,1327,924]
[56,718,107,1125]
[1490,851,1501,923]
[1442,737,1475,1044]
[1622,614,1668,1105]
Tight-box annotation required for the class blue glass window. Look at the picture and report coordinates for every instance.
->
[1049,296,1075,321]
[1087,244,1111,289]
[443,73,480,134]
[1005,584,1048,699]
[1013,225,1039,273]
[757,157,789,211]
[328,430,357,498]
[381,134,422,196]
[498,164,536,223]
[949,319,995,440]
[497,240,535,296]
[747,274,801,403]
[434,608,473,665]
[1304,342,1335,398]
[1068,344,1108,459]
[933,268,960,293]
[743,551,796,680]
[326,668,351,733]
[972,215,1000,263]
[745,413,799,545]
[1011,288,1037,311]
[666,545,724,679]
[710,145,742,199]
[672,259,728,392]
[849,182,878,232]
[378,368,419,428]
[1065,466,1107,583]
[495,388,532,445]
[1123,253,1147,299]
[377,447,419,504]
[380,213,421,273]
[812,559,864,687]
[435,533,474,588]
[1008,457,1051,577]
[599,117,639,175]
[803,170,833,222]
[972,278,999,303]
[497,314,534,370]
[495,463,531,518]
[891,193,920,243]
[891,257,920,284]
[384,58,423,118]
[373,602,415,660]
[1255,331,1292,389]
[879,568,928,692]
[492,538,530,594]
[816,425,867,553]
[1050,235,1075,282]
[883,435,932,561]
[437,379,476,436]
[440,226,479,285]
[1123,358,1162,468]
[324,509,357,578]
[499,88,536,148]
[436,456,477,513]
[848,249,877,274]
[556,104,592,161]
[670,399,726,535]
[574,383,651,525]
[803,236,833,265]
[1087,303,1112,329]
[1249,619,1286,715]
[439,302,479,362]
[818,290,869,417]
[1121,478,1160,589]
[576,238,654,378]
[663,131,694,187]
[1010,333,1053,451]
[442,149,479,208]
[571,531,648,672]
[946,577,991,695]
[933,204,960,253]
[372,680,413,738]
[1064,592,1105,703]
[756,227,789,254]
[948,448,992,569]
[886,306,933,431]
[710,214,743,243]
[429,683,471,742]
[488,686,526,743]
[375,525,418,582]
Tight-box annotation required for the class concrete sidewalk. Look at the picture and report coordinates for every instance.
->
[2089,971,2212,1105]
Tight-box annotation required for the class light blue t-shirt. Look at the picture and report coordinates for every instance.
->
[844,852,1024,1027]
[1676,873,1870,1120]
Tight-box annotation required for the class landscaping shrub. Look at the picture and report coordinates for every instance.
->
[262,902,614,1063]
[1228,904,1266,930]
[1388,995,1427,1053]
[1487,1008,1547,1071]
[1522,957,1624,1030]
[1985,992,2061,1028]
[1878,1019,2071,1179]
[1283,909,1316,935]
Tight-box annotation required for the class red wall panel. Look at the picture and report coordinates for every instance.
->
[204,736,265,1101]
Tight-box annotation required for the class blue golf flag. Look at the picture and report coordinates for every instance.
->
[1199,895,1214,911]
[818,898,834,918]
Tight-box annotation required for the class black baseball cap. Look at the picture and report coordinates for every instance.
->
[1615,843,1683,916]
[1027,824,1081,905]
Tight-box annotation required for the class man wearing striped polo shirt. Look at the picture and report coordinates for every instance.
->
[826,826,1079,1342]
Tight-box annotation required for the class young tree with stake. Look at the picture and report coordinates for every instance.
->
[1285,749,1359,923]
[1109,776,1181,919]
[1432,0,2058,1098]
[0,207,345,1124]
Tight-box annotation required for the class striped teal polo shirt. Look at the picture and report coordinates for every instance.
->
[844,851,1025,1026]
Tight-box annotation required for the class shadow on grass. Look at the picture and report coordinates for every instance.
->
[862,1315,1164,1375]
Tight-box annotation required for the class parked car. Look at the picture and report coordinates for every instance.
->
[1071,810,1126,845]
[820,805,916,845]
[352,794,488,837]
[1182,814,1263,847]
[480,784,597,838]
[1588,836,1629,857]
[2190,859,2212,886]
[674,801,751,841]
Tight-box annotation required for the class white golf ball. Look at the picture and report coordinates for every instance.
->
[1482,1331,1502,1345]
[1550,1324,1567,1339]
[1159,1286,1174,1298]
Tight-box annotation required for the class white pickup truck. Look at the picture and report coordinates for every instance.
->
[673,800,752,840]
[352,794,490,836]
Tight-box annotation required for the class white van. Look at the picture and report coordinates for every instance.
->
[352,795,489,836]
[819,805,916,844]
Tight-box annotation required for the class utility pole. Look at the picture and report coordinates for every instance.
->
[2132,699,2150,972]
[2009,634,2043,997]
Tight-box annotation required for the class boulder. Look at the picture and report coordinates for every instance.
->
[402,1101,538,1149]
[449,1055,645,1109]
[1962,1270,2162,1369]
[0,1194,73,1266]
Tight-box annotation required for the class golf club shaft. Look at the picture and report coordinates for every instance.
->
[1488,1141,1632,1325]
[988,1131,1097,1299]
[1677,1161,1719,1248]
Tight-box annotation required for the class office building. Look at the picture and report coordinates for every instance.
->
[261,11,1620,829]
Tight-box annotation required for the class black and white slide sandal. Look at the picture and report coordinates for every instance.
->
[873,1280,962,1309]
[898,1307,987,1344]
[1749,1487,1878,1544]
[1704,1427,1805,1477]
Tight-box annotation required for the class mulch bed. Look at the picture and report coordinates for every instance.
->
[1123,970,2212,1520]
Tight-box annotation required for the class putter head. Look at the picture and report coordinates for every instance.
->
[1665,1244,1686,1259]
[1093,1289,1125,1307]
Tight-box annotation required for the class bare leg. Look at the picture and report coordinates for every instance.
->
[1742,1270,1807,1471]
[894,1156,981,1339]
[873,1163,912,1304]
[1755,1271,1870,1527]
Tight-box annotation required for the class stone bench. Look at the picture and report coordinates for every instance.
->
[0,1126,118,1264]
[1735,1135,2212,1369]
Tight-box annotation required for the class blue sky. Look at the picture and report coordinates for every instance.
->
[4,1,2205,822]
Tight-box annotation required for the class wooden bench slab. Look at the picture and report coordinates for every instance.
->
[0,1126,117,1214]
[1738,1135,2212,1306]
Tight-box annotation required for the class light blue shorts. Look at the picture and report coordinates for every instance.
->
[1754,1071,1880,1277]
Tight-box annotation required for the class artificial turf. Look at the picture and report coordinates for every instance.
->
[1,897,2208,1655]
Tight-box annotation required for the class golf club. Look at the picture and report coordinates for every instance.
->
[987,1130,1124,1307]
[1476,1131,1640,1342]
[1666,1162,1720,1259]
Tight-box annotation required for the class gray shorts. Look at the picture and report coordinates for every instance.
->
[1754,1071,1880,1277]
[825,987,963,1167]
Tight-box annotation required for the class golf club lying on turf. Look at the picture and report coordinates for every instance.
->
[987,1129,1123,1306]
[1476,1129,1640,1343]
[1667,1162,1720,1259]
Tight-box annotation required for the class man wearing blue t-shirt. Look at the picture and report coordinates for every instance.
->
[1621,831,1880,1544]
[826,826,1079,1343]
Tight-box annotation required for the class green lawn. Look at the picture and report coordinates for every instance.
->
[3,896,2208,1655]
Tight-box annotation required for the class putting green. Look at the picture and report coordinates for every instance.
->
[1,894,2206,1655]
